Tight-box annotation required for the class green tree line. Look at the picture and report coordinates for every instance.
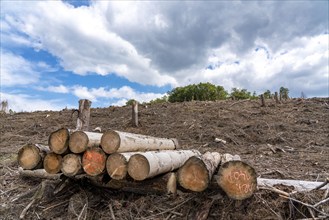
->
[126,83,290,105]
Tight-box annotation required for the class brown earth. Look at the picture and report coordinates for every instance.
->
[0,98,328,219]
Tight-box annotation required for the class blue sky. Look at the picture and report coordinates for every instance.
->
[1,0,328,111]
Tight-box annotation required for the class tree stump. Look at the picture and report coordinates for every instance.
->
[132,100,138,127]
[76,99,92,131]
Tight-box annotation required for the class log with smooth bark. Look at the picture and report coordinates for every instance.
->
[106,152,136,180]
[61,154,83,177]
[100,130,178,154]
[177,152,221,192]
[43,152,62,174]
[48,128,70,154]
[128,150,200,181]
[217,160,257,200]
[69,131,102,153]
[17,144,49,170]
[82,147,107,176]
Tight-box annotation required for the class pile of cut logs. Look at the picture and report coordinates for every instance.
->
[17,128,257,200]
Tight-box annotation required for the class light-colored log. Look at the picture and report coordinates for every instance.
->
[18,167,61,180]
[128,150,200,181]
[61,154,83,177]
[220,153,241,164]
[76,99,92,131]
[257,178,329,191]
[43,152,62,174]
[177,152,221,192]
[217,160,257,200]
[82,147,107,176]
[106,152,136,180]
[48,128,70,154]
[69,131,102,153]
[17,144,49,170]
[100,130,178,154]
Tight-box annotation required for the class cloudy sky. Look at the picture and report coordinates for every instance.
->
[1,0,328,111]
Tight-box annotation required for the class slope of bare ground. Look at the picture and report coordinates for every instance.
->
[0,98,328,219]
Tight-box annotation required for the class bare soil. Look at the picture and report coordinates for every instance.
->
[0,98,328,219]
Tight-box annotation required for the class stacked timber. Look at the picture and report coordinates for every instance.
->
[17,128,257,200]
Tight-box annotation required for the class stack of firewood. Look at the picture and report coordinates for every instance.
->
[17,128,257,200]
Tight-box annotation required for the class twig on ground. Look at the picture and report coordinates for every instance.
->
[312,178,329,191]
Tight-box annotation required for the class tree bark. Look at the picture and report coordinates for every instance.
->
[61,154,83,177]
[69,131,102,153]
[48,128,70,154]
[88,172,177,195]
[128,150,200,181]
[260,94,266,107]
[76,99,92,131]
[274,92,281,104]
[17,144,49,170]
[106,152,135,180]
[132,100,138,127]
[43,152,62,174]
[18,167,61,180]
[257,178,329,191]
[177,152,221,192]
[82,147,107,176]
[101,130,178,154]
[217,160,257,200]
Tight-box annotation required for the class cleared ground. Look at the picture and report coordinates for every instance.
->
[0,98,328,219]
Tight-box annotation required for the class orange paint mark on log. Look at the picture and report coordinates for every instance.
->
[82,148,106,176]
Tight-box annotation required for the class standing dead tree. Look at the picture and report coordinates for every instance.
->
[76,99,92,131]
[132,100,138,127]
[0,100,9,113]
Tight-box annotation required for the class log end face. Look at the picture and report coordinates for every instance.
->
[17,145,41,169]
[61,154,81,176]
[69,131,88,153]
[48,128,69,154]
[106,154,128,180]
[44,153,62,174]
[101,130,120,154]
[178,157,209,192]
[127,154,150,181]
[82,148,106,176]
[217,161,257,200]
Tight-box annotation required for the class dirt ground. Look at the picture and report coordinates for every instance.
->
[0,98,328,219]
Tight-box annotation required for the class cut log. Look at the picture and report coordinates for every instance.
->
[220,153,241,164]
[43,152,62,174]
[177,152,221,192]
[61,154,83,177]
[217,160,257,200]
[100,130,178,154]
[17,144,49,170]
[257,178,329,191]
[82,147,107,176]
[76,99,92,131]
[84,172,177,195]
[128,150,200,181]
[48,128,70,154]
[106,152,135,180]
[18,167,61,180]
[69,131,102,153]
